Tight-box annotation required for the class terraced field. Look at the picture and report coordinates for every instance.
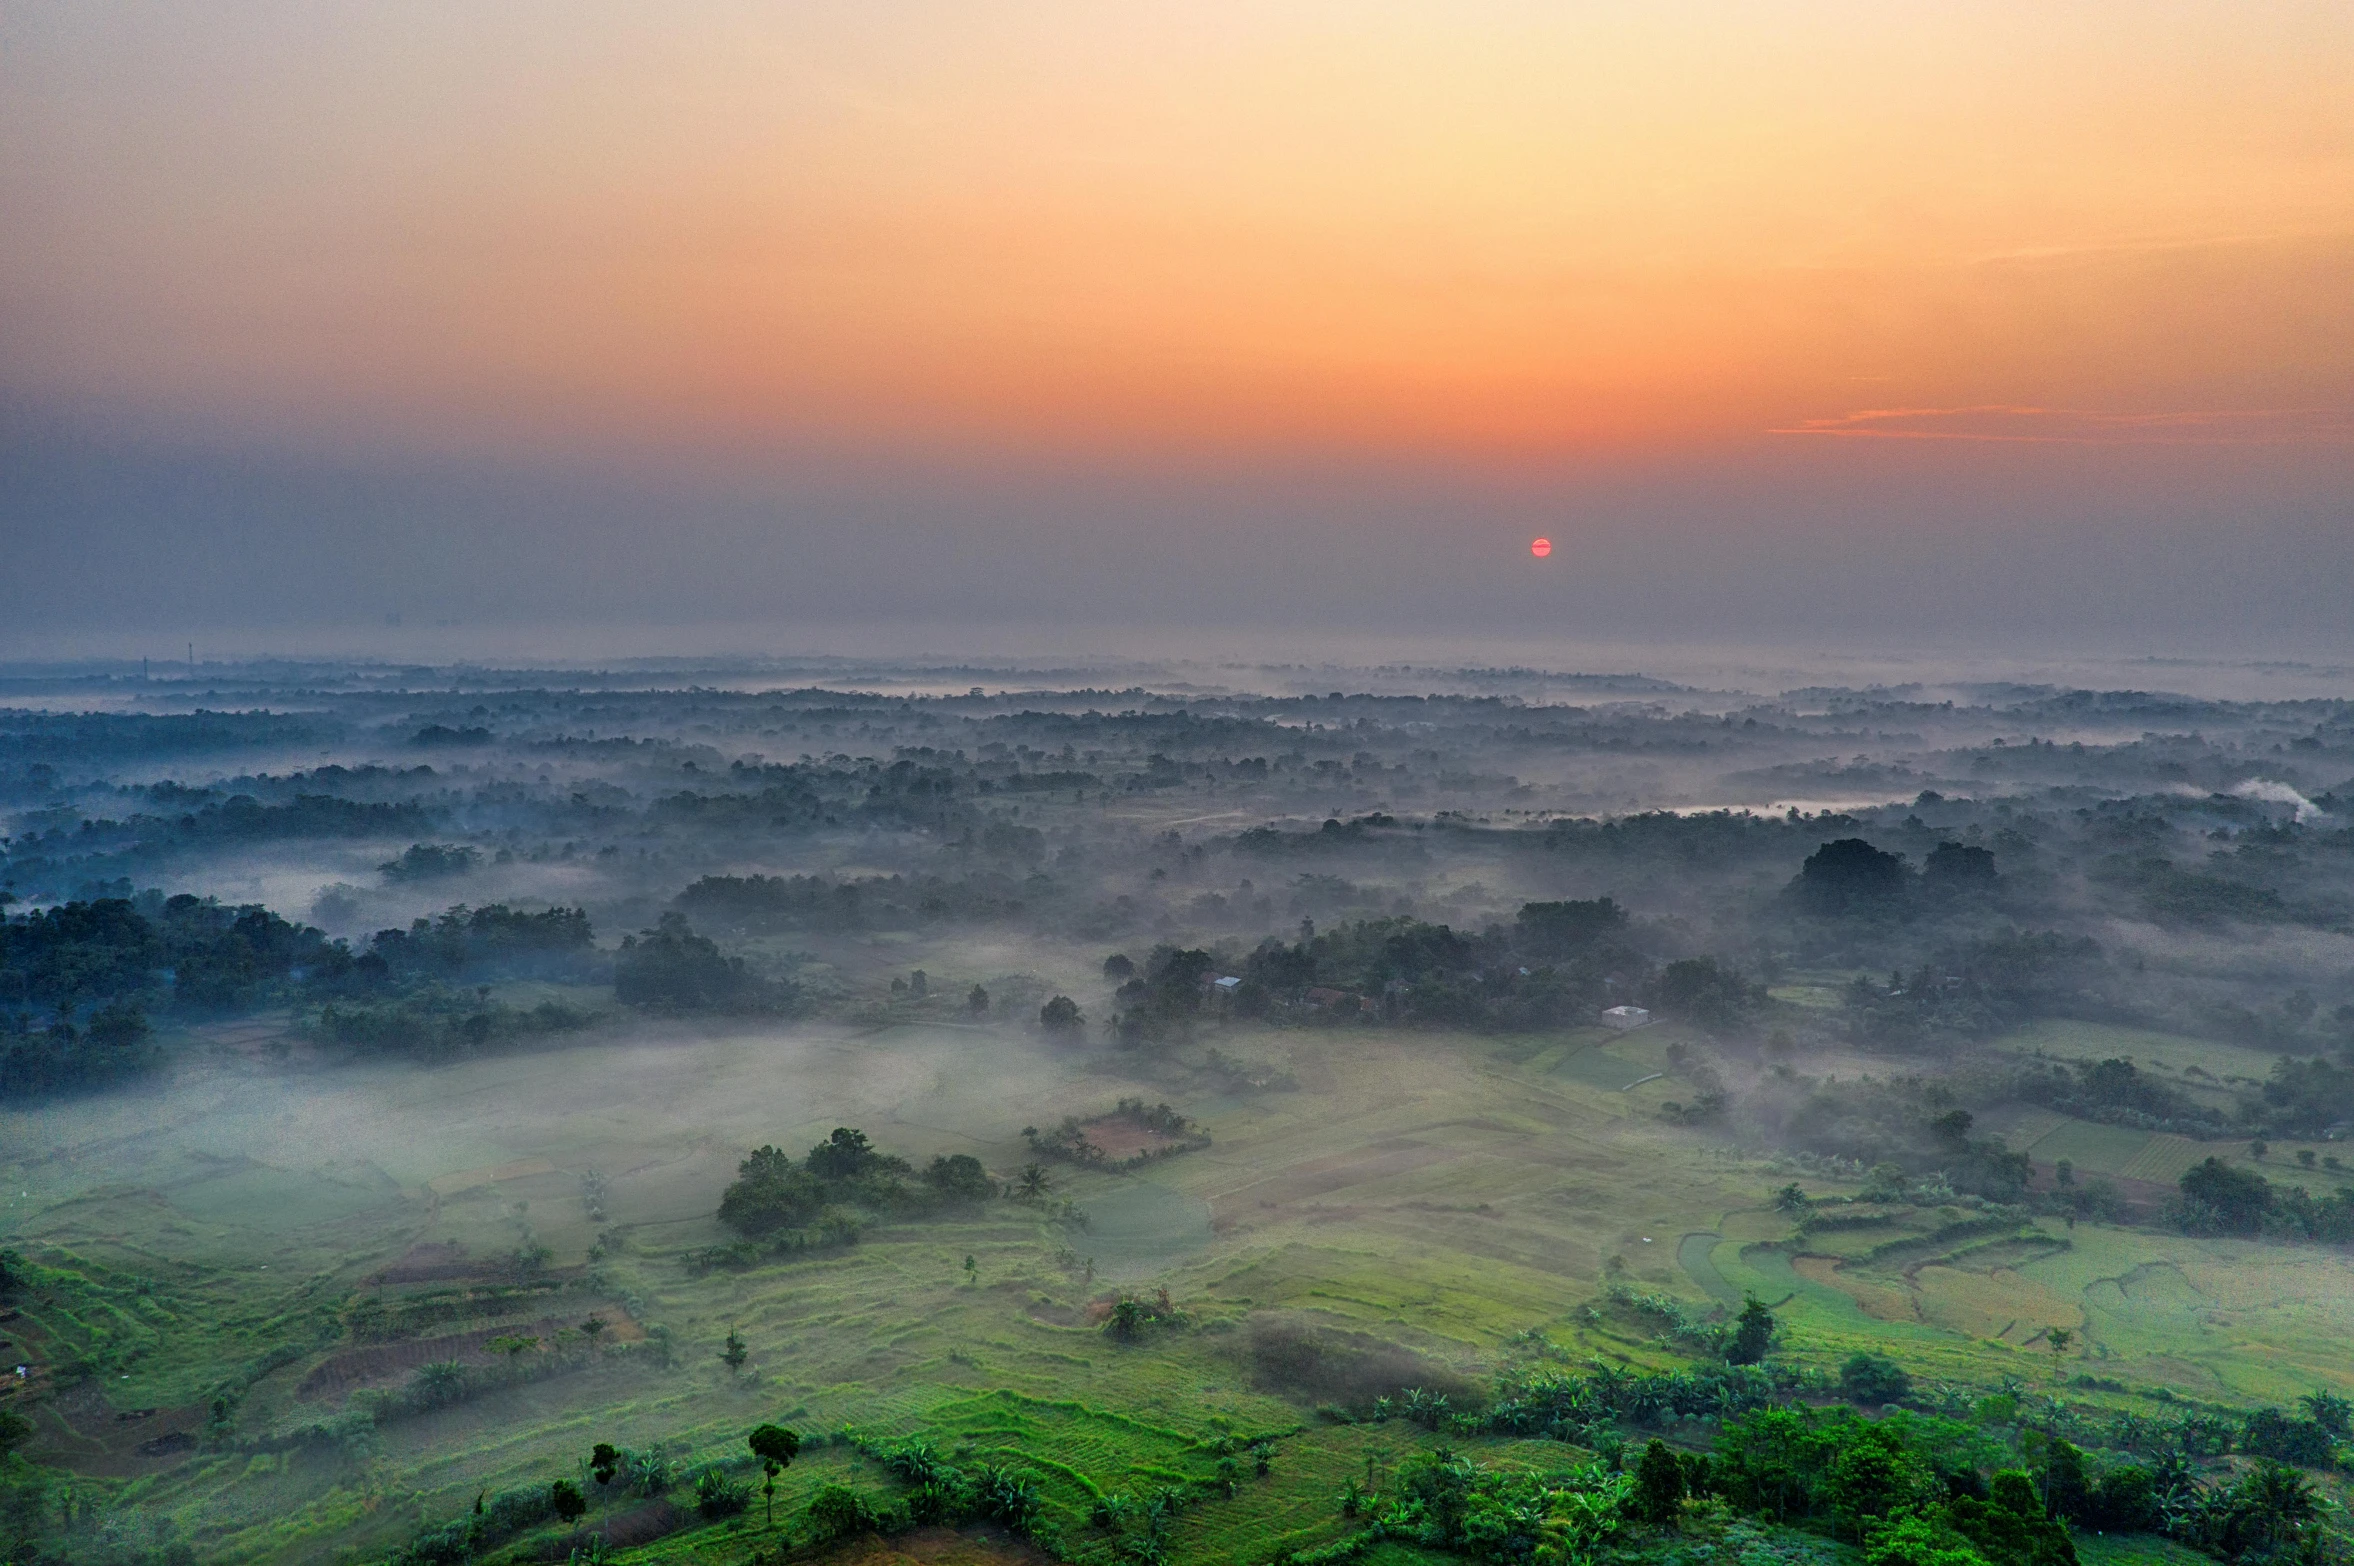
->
[5,1014,2352,1563]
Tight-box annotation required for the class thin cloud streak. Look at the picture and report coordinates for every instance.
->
[1770,405,2354,445]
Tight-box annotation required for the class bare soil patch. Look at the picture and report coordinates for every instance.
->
[298,1305,641,1399]
[1074,1115,1184,1160]
[25,1380,208,1476]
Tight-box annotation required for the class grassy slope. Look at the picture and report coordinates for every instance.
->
[4,1018,2352,1563]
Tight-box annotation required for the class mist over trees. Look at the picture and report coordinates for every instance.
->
[6,662,2354,1146]
[7,654,2354,1566]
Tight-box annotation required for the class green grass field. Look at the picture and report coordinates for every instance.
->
[4,1016,2351,1563]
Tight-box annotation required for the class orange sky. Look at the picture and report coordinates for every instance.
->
[4,1,2352,465]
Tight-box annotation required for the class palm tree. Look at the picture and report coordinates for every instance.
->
[2046,1326,2075,1382]
[2297,1390,2351,1437]
[414,1359,469,1408]
[1016,1162,1052,1199]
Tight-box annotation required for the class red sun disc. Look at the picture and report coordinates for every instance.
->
[1530,537,1553,558]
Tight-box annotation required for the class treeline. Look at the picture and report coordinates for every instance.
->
[2092,852,2344,931]
[1,794,438,892]
[1226,812,2353,1060]
[1323,1346,2351,1566]
[0,998,156,1098]
[614,913,797,1012]
[0,893,602,1094]
[363,903,595,979]
[1,895,597,1013]
[1104,899,1765,1042]
[305,991,592,1061]
[0,893,333,1012]
[1836,931,2108,1047]
[0,709,330,763]
[2004,1050,2354,1147]
[1107,889,2120,1047]
[2173,1157,2354,1243]
[1665,1052,2354,1221]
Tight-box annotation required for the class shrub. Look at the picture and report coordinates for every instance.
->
[1840,1352,1914,1407]
[808,1483,879,1540]
[694,1466,749,1519]
[2241,1407,2336,1468]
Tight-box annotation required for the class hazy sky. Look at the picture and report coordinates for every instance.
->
[4,2,2351,656]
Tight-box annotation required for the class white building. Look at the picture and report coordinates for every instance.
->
[1600,1005,1651,1031]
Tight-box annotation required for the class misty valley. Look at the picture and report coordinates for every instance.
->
[5,655,2354,1566]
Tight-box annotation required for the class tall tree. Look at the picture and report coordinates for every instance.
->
[749,1423,802,1526]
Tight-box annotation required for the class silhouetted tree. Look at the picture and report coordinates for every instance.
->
[923,1153,994,1203]
[805,1126,879,1180]
[749,1423,801,1526]
[614,913,750,1008]
[1792,838,1911,915]
[2177,1156,2273,1234]
[1924,841,1998,890]
[718,1145,825,1235]
[1726,1293,1776,1365]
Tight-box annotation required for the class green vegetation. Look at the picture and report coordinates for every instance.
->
[2173,1158,2354,1242]
[10,662,2354,1564]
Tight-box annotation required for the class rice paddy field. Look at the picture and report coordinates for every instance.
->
[4,1012,2351,1564]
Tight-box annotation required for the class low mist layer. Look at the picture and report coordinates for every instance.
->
[2,652,2352,1566]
